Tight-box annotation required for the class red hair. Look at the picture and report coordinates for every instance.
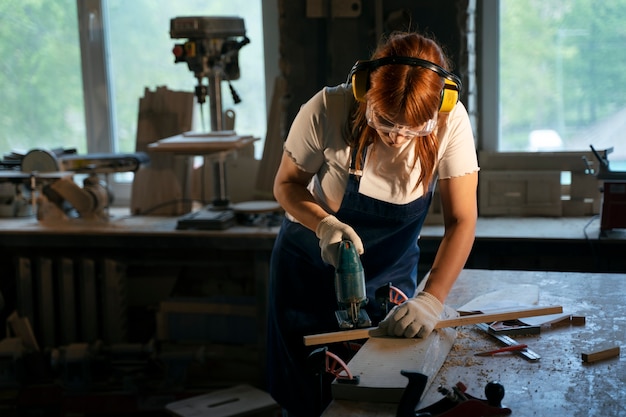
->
[349,32,453,190]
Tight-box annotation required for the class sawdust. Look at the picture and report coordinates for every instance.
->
[436,326,498,389]
[441,328,483,368]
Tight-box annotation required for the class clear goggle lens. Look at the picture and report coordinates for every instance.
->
[366,106,437,139]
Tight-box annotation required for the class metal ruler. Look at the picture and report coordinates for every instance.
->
[475,323,541,361]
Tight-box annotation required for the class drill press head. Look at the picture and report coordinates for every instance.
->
[170,16,250,108]
[334,240,372,329]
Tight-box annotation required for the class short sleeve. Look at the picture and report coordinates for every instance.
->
[283,90,327,173]
[436,102,480,179]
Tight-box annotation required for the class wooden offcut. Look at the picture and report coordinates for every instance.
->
[255,76,288,200]
[304,305,563,346]
[581,346,620,363]
[131,86,195,215]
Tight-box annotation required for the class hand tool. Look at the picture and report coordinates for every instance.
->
[474,323,541,361]
[304,305,563,346]
[487,319,540,336]
[333,240,372,329]
[307,346,359,417]
[475,344,528,356]
[397,370,512,417]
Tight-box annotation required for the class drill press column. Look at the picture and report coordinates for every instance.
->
[170,16,250,209]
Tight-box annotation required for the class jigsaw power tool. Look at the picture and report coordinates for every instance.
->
[334,240,372,329]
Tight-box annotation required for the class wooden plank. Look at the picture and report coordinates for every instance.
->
[331,326,456,403]
[148,134,258,153]
[303,305,563,346]
[131,86,195,215]
[255,75,288,199]
[7,311,39,351]
[581,346,620,363]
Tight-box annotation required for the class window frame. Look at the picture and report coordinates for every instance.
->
[477,0,500,153]
[77,0,117,155]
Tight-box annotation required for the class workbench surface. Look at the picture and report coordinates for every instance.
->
[323,269,626,417]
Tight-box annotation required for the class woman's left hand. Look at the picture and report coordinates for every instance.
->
[378,291,443,338]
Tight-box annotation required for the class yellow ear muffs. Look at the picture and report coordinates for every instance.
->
[439,78,460,113]
[346,57,462,112]
[349,61,370,103]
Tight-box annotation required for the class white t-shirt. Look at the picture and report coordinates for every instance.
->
[283,84,479,214]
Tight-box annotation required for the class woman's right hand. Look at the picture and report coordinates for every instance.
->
[315,215,364,267]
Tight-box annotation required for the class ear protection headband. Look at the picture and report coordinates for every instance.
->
[347,56,463,113]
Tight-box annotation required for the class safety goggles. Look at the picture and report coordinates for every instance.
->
[366,105,437,140]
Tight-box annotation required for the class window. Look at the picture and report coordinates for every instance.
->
[1,0,85,153]
[499,0,626,170]
[1,0,268,205]
[105,0,267,155]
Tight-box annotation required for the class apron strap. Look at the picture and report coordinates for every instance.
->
[348,145,367,178]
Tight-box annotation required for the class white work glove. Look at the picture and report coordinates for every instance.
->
[315,214,364,267]
[378,291,444,338]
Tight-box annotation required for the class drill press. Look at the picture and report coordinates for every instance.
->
[169,16,251,229]
[334,240,372,329]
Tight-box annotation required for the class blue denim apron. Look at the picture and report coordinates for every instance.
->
[267,146,433,416]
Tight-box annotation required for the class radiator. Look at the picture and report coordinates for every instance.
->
[15,257,128,348]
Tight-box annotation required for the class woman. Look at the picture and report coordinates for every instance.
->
[267,31,479,417]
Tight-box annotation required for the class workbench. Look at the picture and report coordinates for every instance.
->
[322,269,626,417]
[0,212,624,393]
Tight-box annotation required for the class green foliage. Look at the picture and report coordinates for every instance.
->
[0,0,85,153]
[500,0,626,151]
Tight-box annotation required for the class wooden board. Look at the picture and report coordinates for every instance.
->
[131,86,194,215]
[304,305,563,346]
[581,346,620,363]
[331,326,456,403]
[255,76,287,199]
[148,133,258,154]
